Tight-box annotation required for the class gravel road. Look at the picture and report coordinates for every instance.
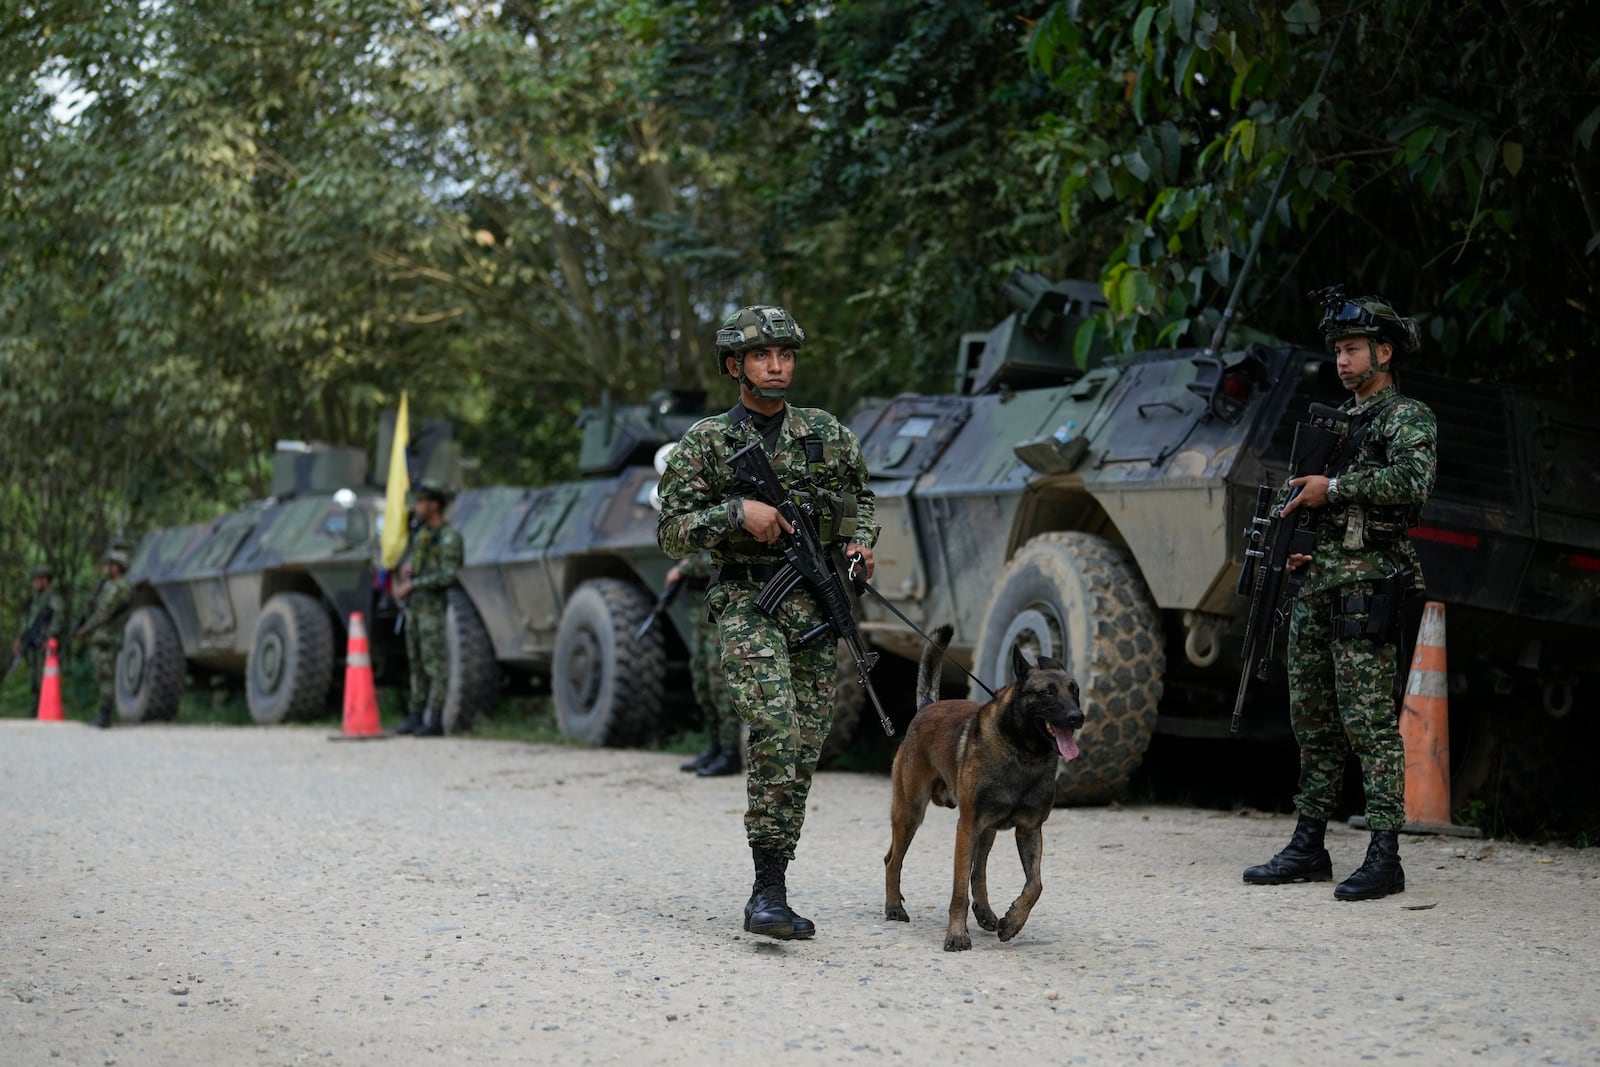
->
[2,721,1597,1067]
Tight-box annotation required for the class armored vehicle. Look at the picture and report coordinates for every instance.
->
[449,390,710,745]
[119,423,462,725]
[848,272,1600,805]
[117,400,713,740]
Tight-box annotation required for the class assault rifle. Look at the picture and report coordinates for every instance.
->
[727,439,893,736]
[1230,402,1351,732]
[635,575,684,641]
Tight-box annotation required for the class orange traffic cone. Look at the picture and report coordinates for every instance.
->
[35,638,65,721]
[330,612,385,741]
[1399,601,1479,837]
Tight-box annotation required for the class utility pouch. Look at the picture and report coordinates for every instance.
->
[1363,504,1418,545]
[1329,570,1412,643]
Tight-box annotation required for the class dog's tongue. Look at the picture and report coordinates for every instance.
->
[1049,725,1080,761]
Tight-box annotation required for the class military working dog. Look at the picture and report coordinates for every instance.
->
[883,625,1084,951]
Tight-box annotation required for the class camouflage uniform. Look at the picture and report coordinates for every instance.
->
[79,576,134,713]
[1285,384,1436,830]
[15,583,68,707]
[658,405,879,859]
[405,521,464,718]
[678,551,741,754]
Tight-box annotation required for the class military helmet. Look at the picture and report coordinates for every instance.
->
[103,548,130,569]
[30,564,54,581]
[1312,286,1420,356]
[413,480,455,506]
[714,305,805,377]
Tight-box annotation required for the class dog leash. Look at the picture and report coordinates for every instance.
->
[847,560,998,700]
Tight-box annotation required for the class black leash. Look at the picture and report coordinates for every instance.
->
[847,563,998,700]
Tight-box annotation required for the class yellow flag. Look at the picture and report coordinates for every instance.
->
[381,392,411,569]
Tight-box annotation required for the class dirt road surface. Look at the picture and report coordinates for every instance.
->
[2,722,1597,1066]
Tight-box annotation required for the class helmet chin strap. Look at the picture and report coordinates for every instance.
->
[735,358,788,401]
[1345,339,1390,387]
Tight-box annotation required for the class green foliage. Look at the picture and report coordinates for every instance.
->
[1025,0,1599,387]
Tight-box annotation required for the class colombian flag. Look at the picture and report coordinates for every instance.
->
[380,392,410,569]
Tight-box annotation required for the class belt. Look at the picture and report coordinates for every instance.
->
[713,562,785,585]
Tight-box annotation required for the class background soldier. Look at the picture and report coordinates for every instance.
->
[74,549,134,729]
[393,481,463,737]
[657,304,878,940]
[1244,290,1436,901]
[671,551,742,778]
[11,565,68,713]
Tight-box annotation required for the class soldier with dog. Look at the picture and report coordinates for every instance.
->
[657,304,879,941]
[1243,289,1436,901]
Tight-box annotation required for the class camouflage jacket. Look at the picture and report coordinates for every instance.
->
[1291,385,1437,596]
[408,522,463,608]
[80,577,133,647]
[657,403,879,569]
[16,588,68,648]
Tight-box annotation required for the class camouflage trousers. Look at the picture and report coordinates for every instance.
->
[1287,584,1405,830]
[25,648,45,711]
[688,593,741,751]
[91,640,120,710]
[405,602,449,713]
[707,580,836,860]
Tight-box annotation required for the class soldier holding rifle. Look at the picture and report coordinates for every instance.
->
[657,304,879,940]
[1243,289,1436,901]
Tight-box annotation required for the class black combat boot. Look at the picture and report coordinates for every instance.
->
[1335,830,1405,901]
[1243,815,1334,884]
[680,741,720,773]
[415,706,444,737]
[96,704,113,729]
[392,709,424,736]
[744,847,815,940]
[696,749,742,778]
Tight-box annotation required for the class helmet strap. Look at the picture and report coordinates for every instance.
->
[732,355,788,401]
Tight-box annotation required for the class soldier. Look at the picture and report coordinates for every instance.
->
[657,304,879,940]
[393,482,463,738]
[12,565,68,713]
[74,549,134,729]
[1244,289,1436,901]
[671,551,742,778]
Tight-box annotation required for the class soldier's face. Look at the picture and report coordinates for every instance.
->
[30,577,47,594]
[1333,336,1390,387]
[739,346,796,391]
[412,498,438,523]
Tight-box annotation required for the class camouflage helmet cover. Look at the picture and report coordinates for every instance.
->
[103,548,130,568]
[413,480,454,505]
[1312,285,1421,357]
[30,564,55,580]
[714,304,805,377]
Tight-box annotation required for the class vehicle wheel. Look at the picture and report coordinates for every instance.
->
[117,606,186,722]
[819,641,864,768]
[442,589,499,734]
[246,592,334,724]
[553,579,663,746]
[970,531,1165,806]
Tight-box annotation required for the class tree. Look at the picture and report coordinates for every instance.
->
[1024,0,1599,392]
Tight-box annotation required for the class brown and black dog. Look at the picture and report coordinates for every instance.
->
[883,624,1084,951]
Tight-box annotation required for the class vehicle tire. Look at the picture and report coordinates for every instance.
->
[442,589,499,734]
[116,606,186,722]
[969,531,1165,806]
[246,592,334,724]
[553,578,664,747]
[819,641,864,768]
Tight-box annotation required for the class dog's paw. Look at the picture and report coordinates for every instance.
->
[997,910,1027,942]
[885,903,909,922]
[943,929,973,952]
[972,904,999,932]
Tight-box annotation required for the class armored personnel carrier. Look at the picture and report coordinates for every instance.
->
[847,272,1600,804]
[118,422,463,725]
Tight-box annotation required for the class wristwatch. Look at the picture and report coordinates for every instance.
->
[1327,476,1342,505]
